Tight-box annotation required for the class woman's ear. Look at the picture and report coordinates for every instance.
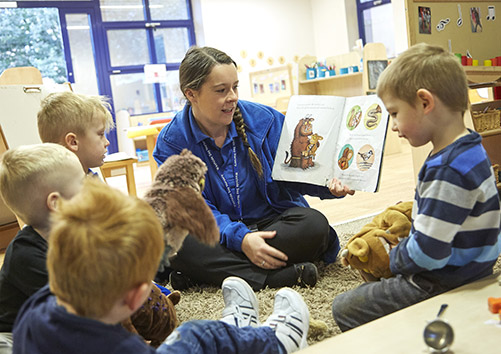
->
[64,132,79,153]
[47,191,61,212]
[184,88,197,104]
[416,88,435,114]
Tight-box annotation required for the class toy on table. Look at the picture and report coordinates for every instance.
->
[488,297,501,320]
[340,201,413,281]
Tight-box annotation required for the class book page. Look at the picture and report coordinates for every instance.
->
[332,95,389,192]
[272,95,346,186]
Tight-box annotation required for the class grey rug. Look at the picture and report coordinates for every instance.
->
[172,215,501,345]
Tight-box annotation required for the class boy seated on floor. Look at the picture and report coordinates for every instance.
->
[37,91,115,174]
[332,43,501,331]
[13,178,310,354]
[0,143,85,349]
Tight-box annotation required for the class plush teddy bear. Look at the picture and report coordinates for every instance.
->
[121,149,220,347]
[341,201,413,281]
[142,148,220,272]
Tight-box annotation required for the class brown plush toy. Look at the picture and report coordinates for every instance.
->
[120,149,220,347]
[143,148,220,272]
[341,201,413,281]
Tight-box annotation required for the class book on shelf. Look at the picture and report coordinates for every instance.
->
[272,94,390,192]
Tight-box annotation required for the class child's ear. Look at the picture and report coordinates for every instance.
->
[124,282,151,313]
[47,191,61,212]
[64,132,79,152]
[416,88,435,114]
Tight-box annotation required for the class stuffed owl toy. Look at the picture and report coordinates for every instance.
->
[142,149,220,273]
[340,201,413,281]
[121,149,219,347]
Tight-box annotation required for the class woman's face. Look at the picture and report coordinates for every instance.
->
[186,64,239,132]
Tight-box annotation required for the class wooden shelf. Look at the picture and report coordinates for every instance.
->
[464,67,501,85]
[479,128,501,137]
[299,72,362,85]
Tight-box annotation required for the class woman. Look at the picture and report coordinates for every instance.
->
[153,46,354,291]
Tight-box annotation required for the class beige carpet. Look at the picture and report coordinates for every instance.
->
[170,215,501,345]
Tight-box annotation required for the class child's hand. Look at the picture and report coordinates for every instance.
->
[328,178,355,197]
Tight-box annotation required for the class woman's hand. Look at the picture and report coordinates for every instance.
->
[241,231,288,269]
[328,178,355,197]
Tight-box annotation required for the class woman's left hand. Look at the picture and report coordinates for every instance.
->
[328,178,355,197]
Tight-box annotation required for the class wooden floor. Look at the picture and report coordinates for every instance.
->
[107,139,416,225]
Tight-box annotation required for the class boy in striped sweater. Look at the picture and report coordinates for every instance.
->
[332,43,501,331]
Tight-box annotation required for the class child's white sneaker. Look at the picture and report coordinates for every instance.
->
[264,288,309,353]
[220,276,260,328]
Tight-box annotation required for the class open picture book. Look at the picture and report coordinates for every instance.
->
[272,94,390,192]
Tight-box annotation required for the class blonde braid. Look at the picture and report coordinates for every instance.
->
[233,107,263,178]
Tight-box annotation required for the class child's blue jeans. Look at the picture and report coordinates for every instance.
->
[332,274,446,331]
[157,320,285,354]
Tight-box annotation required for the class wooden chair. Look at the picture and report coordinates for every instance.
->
[0,66,43,85]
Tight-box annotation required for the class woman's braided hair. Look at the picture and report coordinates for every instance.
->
[179,46,263,177]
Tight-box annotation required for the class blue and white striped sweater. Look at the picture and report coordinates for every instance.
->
[390,131,501,289]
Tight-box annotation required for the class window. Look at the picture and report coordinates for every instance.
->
[3,0,196,153]
[356,0,395,58]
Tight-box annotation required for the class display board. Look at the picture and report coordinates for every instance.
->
[405,0,501,61]
[249,64,294,107]
[0,83,70,150]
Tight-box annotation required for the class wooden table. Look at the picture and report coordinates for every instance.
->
[127,125,166,180]
[100,157,138,196]
[300,273,501,353]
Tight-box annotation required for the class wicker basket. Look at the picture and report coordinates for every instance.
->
[471,109,501,132]
[494,164,499,184]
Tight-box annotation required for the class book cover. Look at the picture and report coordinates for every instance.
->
[272,95,389,192]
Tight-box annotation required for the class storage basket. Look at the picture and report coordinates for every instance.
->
[471,109,501,132]
[493,164,499,184]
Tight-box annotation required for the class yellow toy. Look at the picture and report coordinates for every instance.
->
[341,201,413,281]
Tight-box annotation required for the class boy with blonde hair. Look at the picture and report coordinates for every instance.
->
[37,91,115,173]
[13,178,310,354]
[332,43,501,331]
[0,143,84,344]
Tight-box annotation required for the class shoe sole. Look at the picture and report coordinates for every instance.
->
[275,288,310,349]
[222,276,260,323]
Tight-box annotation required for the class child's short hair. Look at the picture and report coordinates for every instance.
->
[47,178,164,319]
[0,143,82,228]
[38,91,115,143]
[377,43,469,114]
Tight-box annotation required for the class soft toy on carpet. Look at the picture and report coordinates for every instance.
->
[340,201,413,281]
[121,149,220,346]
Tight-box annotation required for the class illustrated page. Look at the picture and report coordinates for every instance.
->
[272,95,346,186]
[333,95,389,192]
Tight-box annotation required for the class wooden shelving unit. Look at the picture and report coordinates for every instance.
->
[296,43,402,155]
[468,72,501,192]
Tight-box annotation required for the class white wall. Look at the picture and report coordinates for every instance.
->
[192,0,407,100]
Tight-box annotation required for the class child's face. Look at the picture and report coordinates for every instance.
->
[381,93,430,148]
[76,115,110,170]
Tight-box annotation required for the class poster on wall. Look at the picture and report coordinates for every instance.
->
[419,6,432,34]
[470,7,483,33]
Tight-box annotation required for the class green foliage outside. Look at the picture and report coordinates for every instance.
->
[0,7,67,83]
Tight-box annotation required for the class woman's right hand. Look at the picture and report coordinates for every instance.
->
[241,231,288,270]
